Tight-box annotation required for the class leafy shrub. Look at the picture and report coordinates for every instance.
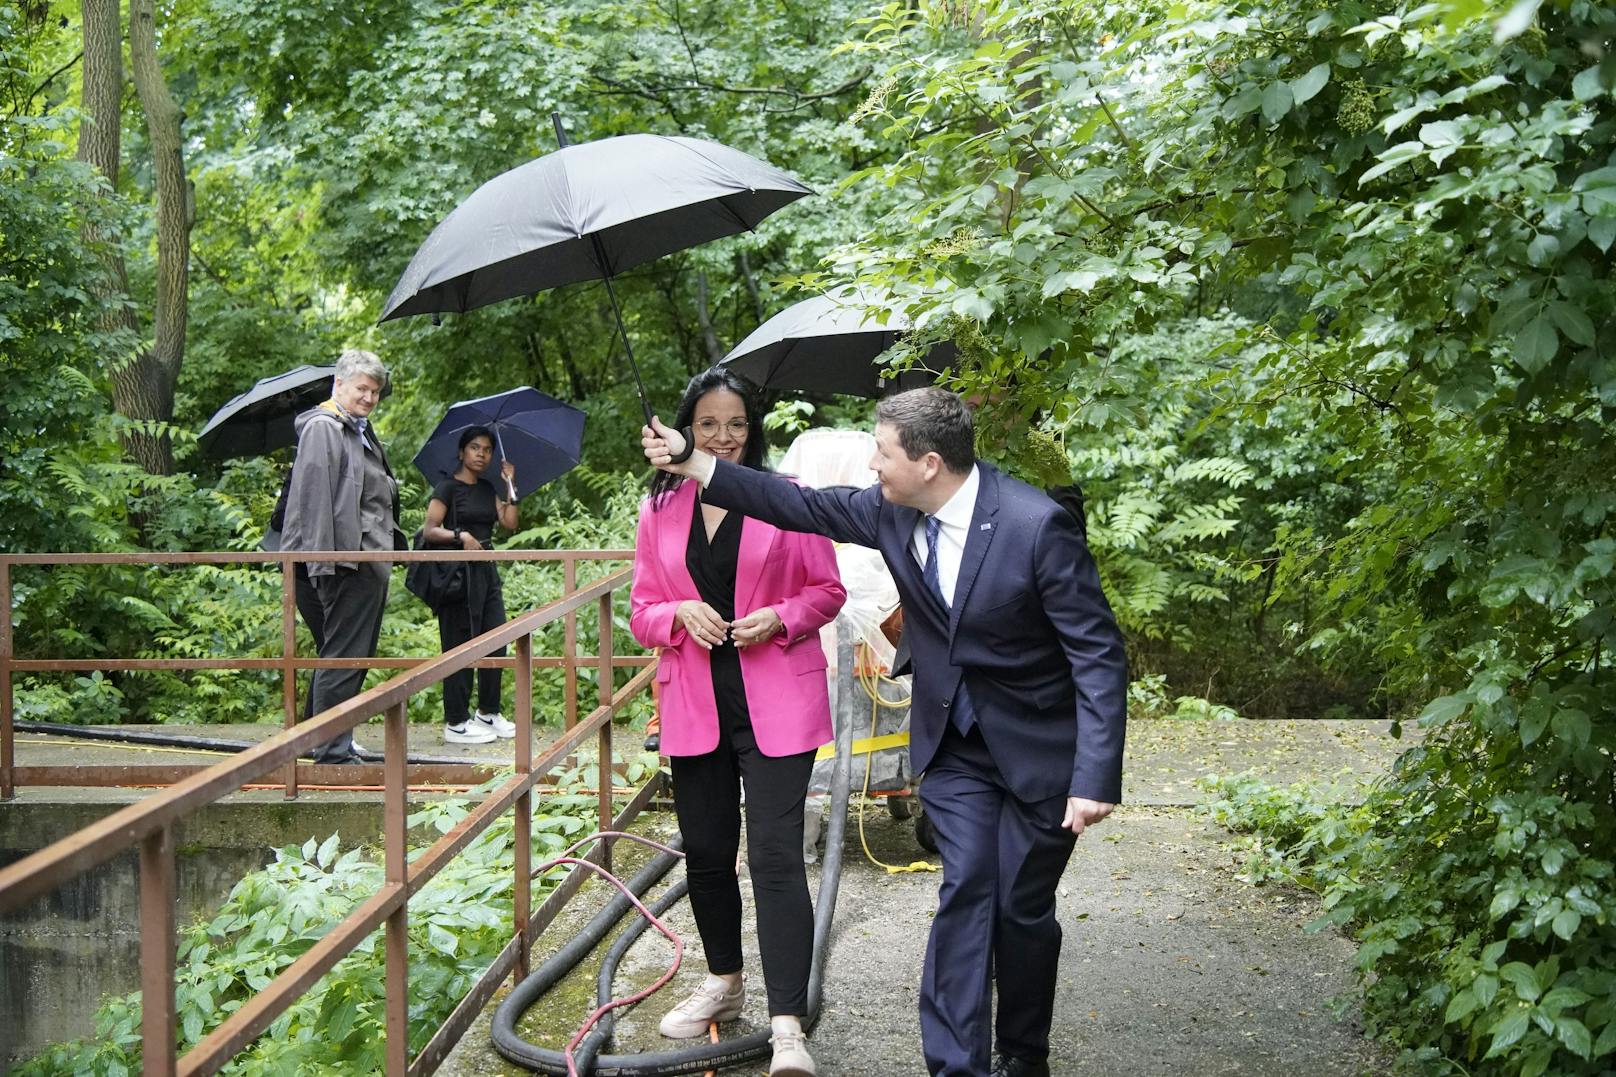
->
[1202,763,1616,1076]
[14,755,661,1075]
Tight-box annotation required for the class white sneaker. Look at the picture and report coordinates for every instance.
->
[472,711,517,739]
[444,720,497,745]
[769,1030,816,1076]
[658,976,745,1039]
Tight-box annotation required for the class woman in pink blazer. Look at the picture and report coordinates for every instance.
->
[631,369,845,1077]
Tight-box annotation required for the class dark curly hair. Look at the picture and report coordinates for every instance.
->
[458,425,495,453]
[648,368,769,506]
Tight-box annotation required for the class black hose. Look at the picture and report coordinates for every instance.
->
[491,666,857,1076]
[14,719,481,766]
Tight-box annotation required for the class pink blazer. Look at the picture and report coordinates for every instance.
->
[630,480,846,757]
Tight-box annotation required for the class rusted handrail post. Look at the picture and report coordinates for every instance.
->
[140,825,178,1076]
[564,559,578,730]
[384,700,408,1075]
[513,633,534,979]
[597,592,614,876]
[280,561,298,800]
[2,558,13,801]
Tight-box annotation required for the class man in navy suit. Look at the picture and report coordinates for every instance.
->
[644,388,1128,1077]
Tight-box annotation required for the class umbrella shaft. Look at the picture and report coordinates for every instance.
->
[597,267,656,427]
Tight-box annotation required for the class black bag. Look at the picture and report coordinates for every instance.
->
[404,496,465,610]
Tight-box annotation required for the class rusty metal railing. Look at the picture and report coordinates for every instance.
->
[0,549,646,799]
[0,549,662,1075]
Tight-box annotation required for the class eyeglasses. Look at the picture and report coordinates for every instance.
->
[694,418,750,436]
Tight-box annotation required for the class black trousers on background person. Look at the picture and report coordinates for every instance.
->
[307,565,389,763]
[669,707,817,1017]
[435,565,507,723]
[293,564,325,722]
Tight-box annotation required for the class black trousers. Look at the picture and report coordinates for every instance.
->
[293,565,325,722]
[918,723,1077,1076]
[308,565,389,763]
[435,565,507,724]
[669,710,816,1017]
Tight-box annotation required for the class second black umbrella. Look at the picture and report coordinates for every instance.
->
[722,289,956,398]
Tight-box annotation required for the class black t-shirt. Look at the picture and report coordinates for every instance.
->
[432,477,501,546]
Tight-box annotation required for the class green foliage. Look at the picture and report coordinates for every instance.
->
[0,6,139,556]
[1128,672,1242,720]
[832,0,1616,1072]
[764,398,817,436]
[1202,766,1616,1076]
[14,761,658,1075]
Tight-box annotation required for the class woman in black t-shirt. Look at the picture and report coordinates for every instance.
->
[422,425,520,745]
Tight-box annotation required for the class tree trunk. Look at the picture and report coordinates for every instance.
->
[738,250,766,323]
[694,270,725,363]
[119,0,191,477]
[76,0,137,336]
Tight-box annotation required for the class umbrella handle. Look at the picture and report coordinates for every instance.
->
[668,428,695,465]
[492,427,519,501]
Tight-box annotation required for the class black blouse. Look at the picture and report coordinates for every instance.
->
[432,477,501,546]
[685,495,751,730]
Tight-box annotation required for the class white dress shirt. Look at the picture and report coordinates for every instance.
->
[910,465,980,607]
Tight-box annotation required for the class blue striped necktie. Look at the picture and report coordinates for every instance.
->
[923,515,946,607]
[922,515,975,734]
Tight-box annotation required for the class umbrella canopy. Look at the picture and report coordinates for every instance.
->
[381,133,812,322]
[197,364,394,460]
[721,291,956,398]
[380,120,813,424]
[413,387,585,502]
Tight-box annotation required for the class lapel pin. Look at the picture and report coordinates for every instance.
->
[980,523,992,531]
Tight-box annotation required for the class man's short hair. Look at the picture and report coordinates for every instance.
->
[334,348,388,387]
[876,388,975,473]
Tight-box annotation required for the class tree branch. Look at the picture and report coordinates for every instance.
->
[589,67,872,111]
[1095,91,1133,152]
[22,49,83,113]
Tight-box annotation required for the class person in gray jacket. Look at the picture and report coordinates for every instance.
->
[281,349,405,763]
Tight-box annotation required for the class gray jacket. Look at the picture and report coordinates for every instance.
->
[282,402,405,576]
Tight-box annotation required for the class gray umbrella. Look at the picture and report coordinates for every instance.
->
[380,117,814,423]
[197,364,393,460]
[721,290,956,398]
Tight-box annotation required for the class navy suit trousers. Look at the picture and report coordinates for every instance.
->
[919,723,1077,1076]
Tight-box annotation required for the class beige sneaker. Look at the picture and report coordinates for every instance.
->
[658,976,745,1039]
[769,1030,816,1076]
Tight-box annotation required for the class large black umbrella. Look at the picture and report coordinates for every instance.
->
[721,290,956,398]
[381,116,814,423]
[197,364,393,460]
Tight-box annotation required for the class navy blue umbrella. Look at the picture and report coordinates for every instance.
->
[413,388,585,501]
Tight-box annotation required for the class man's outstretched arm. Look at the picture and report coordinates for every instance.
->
[643,418,882,548]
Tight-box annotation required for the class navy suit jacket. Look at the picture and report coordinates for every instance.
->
[704,460,1127,804]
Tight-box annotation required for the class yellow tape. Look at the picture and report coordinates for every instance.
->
[815,730,910,762]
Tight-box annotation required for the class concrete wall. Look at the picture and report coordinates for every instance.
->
[0,797,389,1068]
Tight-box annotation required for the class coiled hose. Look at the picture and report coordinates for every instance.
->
[491,678,856,1076]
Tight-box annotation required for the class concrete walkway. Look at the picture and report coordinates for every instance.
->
[435,720,1407,1076]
